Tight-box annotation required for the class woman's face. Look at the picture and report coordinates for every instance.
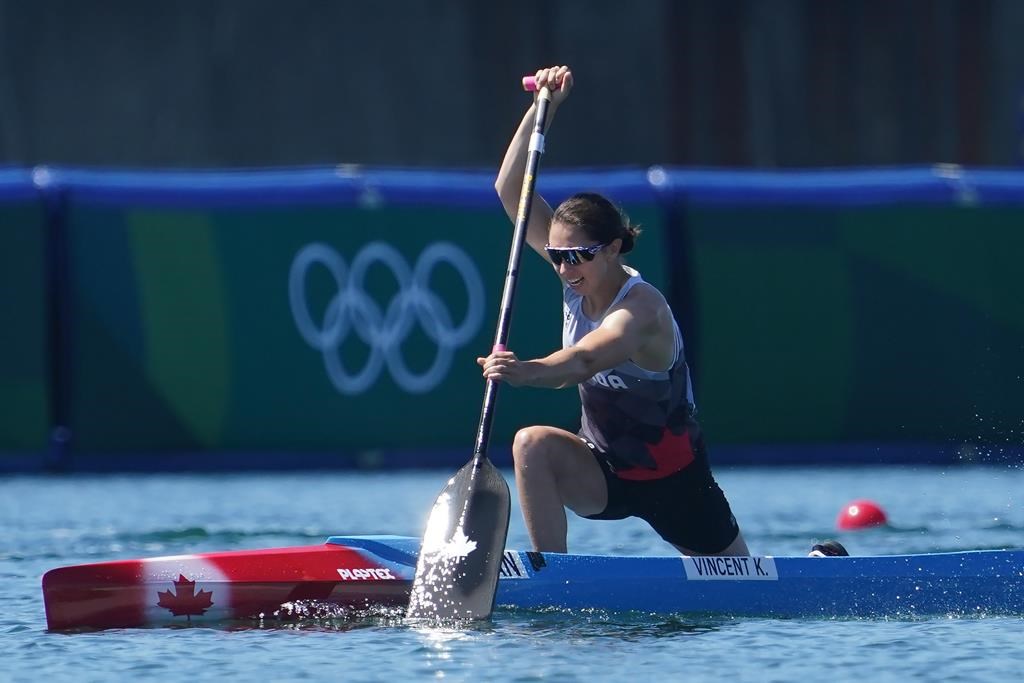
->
[546,221,617,294]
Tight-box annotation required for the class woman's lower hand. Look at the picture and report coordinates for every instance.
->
[477,350,526,386]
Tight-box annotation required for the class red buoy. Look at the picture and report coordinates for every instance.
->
[836,499,888,530]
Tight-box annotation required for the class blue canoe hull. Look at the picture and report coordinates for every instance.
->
[42,535,1024,629]
[331,536,1024,618]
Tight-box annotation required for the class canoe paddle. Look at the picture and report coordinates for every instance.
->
[406,77,554,621]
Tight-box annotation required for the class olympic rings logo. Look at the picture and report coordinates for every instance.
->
[288,241,485,395]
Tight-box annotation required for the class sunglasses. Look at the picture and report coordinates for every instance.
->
[544,243,608,266]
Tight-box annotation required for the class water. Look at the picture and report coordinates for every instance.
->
[3,465,1023,681]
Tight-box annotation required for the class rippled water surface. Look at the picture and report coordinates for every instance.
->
[3,465,1023,681]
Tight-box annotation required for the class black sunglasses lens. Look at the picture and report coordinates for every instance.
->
[547,247,596,266]
[548,250,577,266]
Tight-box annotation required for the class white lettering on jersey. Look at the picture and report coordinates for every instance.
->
[592,372,628,390]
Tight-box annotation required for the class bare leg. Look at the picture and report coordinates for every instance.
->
[512,425,607,553]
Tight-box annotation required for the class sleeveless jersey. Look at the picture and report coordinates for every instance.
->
[563,266,699,479]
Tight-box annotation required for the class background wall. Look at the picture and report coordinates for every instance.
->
[2,166,1022,470]
[2,1,1023,470]
[0,171,49,458]
[1,0,1023,169]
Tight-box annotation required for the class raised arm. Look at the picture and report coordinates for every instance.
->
[495,66,574,260]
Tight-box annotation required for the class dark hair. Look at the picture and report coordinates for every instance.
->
[551,192,642,253]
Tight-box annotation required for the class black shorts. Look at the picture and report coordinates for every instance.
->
[582,437,740,554]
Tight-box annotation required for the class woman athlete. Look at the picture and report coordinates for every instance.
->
[480,66,749,557]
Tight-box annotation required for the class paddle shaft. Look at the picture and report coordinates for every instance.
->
[472,87,553,466]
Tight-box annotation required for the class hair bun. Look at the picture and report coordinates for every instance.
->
[618,224,641,254]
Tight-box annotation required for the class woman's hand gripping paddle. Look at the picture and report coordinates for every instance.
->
[406,77,554,622]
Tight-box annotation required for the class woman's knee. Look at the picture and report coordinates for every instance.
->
[512,426,560,469]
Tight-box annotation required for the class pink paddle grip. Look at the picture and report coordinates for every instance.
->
[492,344,506,353]
[521,75,537,92]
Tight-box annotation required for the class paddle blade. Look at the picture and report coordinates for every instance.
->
[406,458,511,621]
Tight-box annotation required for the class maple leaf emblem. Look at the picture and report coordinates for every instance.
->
[441,528,477,559]
[157,574,214,620]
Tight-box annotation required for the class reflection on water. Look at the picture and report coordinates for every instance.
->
[497,608,733,641]
[202,599,736,639]
[142,594,738,638]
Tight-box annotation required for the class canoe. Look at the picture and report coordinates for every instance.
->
[42,535,1024,630]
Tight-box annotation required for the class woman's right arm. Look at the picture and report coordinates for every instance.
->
[494,66,573,259]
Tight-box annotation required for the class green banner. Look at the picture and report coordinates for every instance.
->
[0,201,49,452]
[686,205,1024,447]
[66,196,666,458]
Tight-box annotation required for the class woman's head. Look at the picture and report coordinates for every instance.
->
[546,193,642,292]
[549,192,641,255]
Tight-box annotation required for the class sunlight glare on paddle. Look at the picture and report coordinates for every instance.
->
[421,490,454,555]
[408,485,481,620]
